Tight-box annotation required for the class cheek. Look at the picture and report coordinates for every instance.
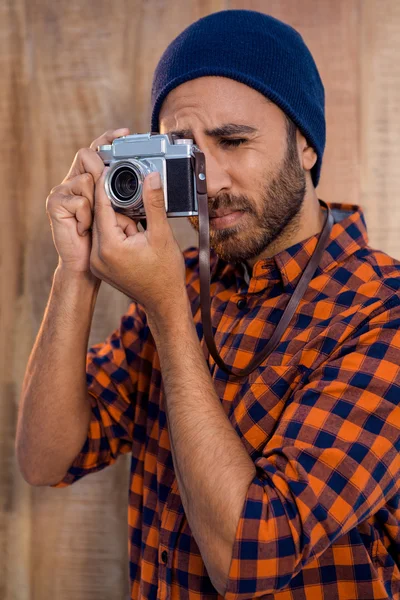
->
[229,152,270,199]
[230,149,275,185]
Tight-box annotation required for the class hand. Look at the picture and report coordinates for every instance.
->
[89,169,188,320]
[46,128,130,275]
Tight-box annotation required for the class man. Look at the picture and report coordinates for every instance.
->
[16,9,400,600]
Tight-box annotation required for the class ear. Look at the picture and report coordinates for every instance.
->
[297,130,317,171]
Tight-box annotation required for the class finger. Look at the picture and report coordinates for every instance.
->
[63,147,105,185]
[142,172,168,237]
[64,172,95,211]
[74,197,94,236]
[89,128,130,151]
[48,173,95,229]
[48,193,93,236]
[92,167,118,240]
[64,129,130,185]
[115,212,139,237]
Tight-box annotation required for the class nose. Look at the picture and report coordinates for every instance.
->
[201,148,232,200]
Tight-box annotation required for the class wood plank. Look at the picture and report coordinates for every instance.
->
[3,1,399,598]
[360,0,400,259]
[3,1,223,598]
[0,1,32,598]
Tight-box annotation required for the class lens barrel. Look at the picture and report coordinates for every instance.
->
[111,166,138,202]
[105,160,151,210]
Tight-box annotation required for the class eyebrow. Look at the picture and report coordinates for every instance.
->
[169,123,258,139]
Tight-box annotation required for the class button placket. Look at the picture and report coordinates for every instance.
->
[236,298,247,310]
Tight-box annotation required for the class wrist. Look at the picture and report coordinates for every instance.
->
[55,264,101,289]
[49,265,102,330]
[53,265,102,314]
[146,293,192,337]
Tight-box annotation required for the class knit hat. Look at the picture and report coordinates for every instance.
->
[150,9,325,187]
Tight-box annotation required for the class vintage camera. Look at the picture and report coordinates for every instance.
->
[97,133,201,219]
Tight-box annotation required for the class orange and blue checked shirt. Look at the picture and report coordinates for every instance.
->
[52,202,400,600]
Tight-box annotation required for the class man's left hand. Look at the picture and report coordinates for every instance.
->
[90,167,188,320]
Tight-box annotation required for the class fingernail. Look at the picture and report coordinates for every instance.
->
[148,172,161,190]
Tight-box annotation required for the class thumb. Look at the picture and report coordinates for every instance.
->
[92,166,117,238]
[142,172,168,235]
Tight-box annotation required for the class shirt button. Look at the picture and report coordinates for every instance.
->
[236,298,247,310]
[161,550,168,564]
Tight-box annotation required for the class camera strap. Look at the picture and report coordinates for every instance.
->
[192,148,335,379]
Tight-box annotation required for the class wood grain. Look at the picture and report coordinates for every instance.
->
[1,1,223,598]
[360,0,400,259]
[1,1,399,598]
[1,1,29,598]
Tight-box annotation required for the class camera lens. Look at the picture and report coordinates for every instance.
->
[111,166,138,202]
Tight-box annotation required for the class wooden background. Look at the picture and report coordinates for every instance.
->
[1,0,399,598]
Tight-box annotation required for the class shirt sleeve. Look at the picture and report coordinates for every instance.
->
[224,300,400,599]
[51,300,149,488]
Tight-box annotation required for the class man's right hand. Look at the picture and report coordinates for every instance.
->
[46,128,130,274]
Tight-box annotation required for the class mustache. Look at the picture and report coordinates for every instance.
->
[208,193,255,214]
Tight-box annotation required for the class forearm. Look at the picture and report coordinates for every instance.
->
[16,266,101,485]
[148,301,256,595]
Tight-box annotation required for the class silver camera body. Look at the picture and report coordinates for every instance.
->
[97,133,199,219]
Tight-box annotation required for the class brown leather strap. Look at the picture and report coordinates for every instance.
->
[192,148,334,379]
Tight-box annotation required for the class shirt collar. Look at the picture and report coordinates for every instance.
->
[213,202,369,295]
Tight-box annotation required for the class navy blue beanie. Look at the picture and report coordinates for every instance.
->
[151,9,325,187]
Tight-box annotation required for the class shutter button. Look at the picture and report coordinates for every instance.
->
[236,299,247,310]
[161,550,168,564]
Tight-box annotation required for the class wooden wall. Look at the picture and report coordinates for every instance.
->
[1,1,399,598]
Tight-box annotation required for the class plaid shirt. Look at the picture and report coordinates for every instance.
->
[52,202,400,600]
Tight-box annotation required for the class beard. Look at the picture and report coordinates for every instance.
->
[187,132,307,264]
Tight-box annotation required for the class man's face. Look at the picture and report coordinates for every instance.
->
[159,76,308,265]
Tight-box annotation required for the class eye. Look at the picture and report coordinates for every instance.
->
[219,138,247,147]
